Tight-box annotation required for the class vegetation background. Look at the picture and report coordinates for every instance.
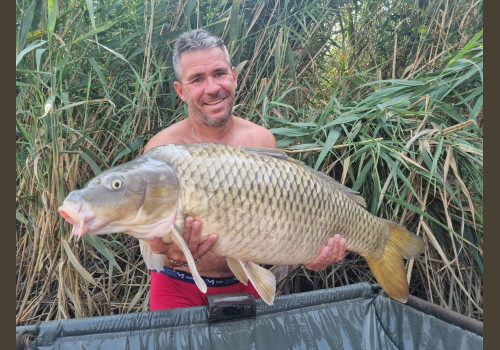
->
[16,0,483,325]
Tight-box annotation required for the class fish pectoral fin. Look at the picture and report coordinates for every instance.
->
[235,260,276,305]
[171,225,208,293]
[139,239,164,271]
[226,257,248,285]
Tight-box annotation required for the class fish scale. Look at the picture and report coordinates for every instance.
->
[58,142,425,305]
[168,144,341,263]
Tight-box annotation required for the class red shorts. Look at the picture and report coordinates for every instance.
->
[149,266,261,310]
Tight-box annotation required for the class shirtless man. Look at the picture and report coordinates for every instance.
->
[145,29,346,310]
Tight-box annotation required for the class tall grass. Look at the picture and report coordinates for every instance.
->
[16,0,483,325]
[274,33,483,319]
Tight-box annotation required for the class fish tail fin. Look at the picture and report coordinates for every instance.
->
[365,220,424,303]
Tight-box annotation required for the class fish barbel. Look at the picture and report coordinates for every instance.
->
[58,143,424,305]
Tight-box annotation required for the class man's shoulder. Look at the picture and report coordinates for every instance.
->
[144,121,188,152]
[235,117,276,148]
[236,117,266,130]
[238,117,272,135]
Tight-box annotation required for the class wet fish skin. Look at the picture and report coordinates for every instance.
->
[59,157,180,239]
[157,144,379,262]
[59,143,425,305]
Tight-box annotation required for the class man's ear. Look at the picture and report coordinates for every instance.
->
[174,81,186,102]
[232,66,238,90]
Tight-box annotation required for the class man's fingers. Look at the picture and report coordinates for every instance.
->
[147,237,166,254]
[304,243,330,271]
[328,234,346,262]
[338,236,346,260]
[330,235,340,257]
[183,216,194,240]
[147,217,215,264]
[304,234,346,271]
[195,233,217,259]
[316,242,333,269]
[186,218,202,251]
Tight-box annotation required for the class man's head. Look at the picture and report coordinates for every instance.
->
[173,29,232,81]
[172,29,237,128]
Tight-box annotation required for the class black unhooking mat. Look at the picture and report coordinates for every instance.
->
[18,283,482,349]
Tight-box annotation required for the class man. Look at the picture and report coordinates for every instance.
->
[144,29,346,310]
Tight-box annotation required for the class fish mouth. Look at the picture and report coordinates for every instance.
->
[58,202,94,238]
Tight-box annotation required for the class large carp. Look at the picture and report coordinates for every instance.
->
[58,143,424,305]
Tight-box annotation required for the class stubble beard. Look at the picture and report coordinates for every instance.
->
[190,97,234,128]
[201,109,232,127]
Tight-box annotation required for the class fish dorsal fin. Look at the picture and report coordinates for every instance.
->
[242,146,366,208]
[171,224,208,293]
[241,146,292,161]
[318,174,367,208]
[227,258,276,305]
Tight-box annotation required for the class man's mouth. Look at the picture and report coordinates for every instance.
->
[204,98,224,105]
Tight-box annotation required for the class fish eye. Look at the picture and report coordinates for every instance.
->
[110,178,123,190]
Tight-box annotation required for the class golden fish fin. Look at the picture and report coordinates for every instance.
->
[171,224,208,293]
[139,239,165,271]
[236,260,276,305]
[327,180,366,207]
[365,220,425,303]
[226,257,248,285]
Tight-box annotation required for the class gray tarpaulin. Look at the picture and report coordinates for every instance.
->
[21,283,482,349]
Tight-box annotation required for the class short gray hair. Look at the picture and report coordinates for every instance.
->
[172,29,232,81]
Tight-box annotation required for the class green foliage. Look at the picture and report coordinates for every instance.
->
[16,0,482,324]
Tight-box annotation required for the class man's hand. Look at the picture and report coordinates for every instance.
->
[147,216,217,264]
[304,234,346,271]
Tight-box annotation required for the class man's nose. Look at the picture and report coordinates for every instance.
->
[205,76,220,94]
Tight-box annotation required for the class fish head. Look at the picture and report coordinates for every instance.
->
[58,156,180,239]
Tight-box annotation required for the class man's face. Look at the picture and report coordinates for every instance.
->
[174,47,238,127]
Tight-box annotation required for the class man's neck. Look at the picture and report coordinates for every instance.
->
[188,116,236,145]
